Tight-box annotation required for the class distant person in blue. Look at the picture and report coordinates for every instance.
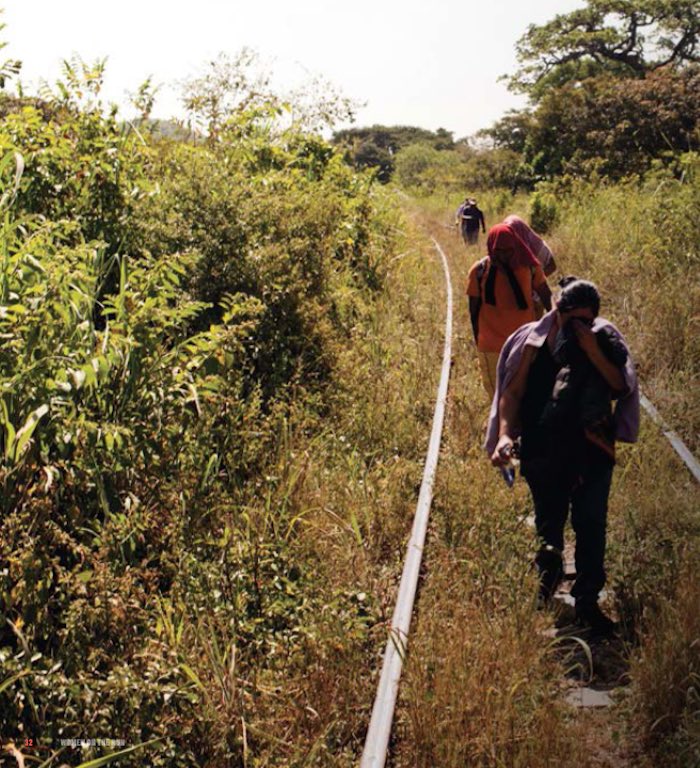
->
[455,197,486,246]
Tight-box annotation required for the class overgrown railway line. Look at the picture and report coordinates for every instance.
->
[360,238,453,768]
[360,228,700,768]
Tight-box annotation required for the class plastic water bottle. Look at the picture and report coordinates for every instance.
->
[500,464,516,487]
[498,440,520,488]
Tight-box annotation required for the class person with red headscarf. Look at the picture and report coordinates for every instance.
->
[503,214,557,319]
[502,215,557,277]
[467,222,552,399]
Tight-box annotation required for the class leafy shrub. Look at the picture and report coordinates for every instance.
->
[0,60,396,764]
[528,190,559,233]
[0,99,146,253]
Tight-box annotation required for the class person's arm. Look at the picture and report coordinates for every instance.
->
[532,264,552,311]
[469,296,480,344]
[536,281,552,311]
[572,320,625,393]
[535,239,556,276]
[491,345,536,466]
[479,209,486,233]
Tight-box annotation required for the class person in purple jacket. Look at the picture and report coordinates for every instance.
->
[487,278,639,636]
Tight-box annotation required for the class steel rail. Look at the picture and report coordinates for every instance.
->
[640,394,700,483]
[359,222,697,768]
[360,239,453,768]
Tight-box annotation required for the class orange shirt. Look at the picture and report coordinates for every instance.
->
[467,260,546,353]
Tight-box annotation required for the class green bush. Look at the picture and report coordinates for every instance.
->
[0,67,396,764]
[528,190,559,233]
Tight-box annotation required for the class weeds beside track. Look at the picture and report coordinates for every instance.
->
[361,238,453,768]
[381,197,700,768]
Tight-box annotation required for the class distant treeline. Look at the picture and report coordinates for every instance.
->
[335,0,700,191]
[332,125,455,182]
[332,125,523,192]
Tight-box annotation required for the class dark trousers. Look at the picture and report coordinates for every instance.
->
[461,226,479,245]
[525,465,613,606]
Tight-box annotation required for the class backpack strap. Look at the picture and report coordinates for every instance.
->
[476,257,488,294]
[471,257,488,324]
[480,258,529,310]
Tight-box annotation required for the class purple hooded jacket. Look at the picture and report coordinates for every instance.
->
[485,310,640,456]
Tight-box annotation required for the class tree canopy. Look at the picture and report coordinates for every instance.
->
[0,10,20,89]
[510,0,700,99]
[332,125,454,182]
[522,65,700,178]
[475,0,700,181]
[476,110,535,155]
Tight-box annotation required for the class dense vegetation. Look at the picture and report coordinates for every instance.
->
[0,49,417,766]
[1,1,699,766]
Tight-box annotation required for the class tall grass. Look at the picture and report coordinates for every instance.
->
[395,193,700,767]
[143,199,448,766]
[388,203,584,766]
[630,558,700,766]
[551,174,700,451]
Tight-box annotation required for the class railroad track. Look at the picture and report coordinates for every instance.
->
[360,231,699,768]
[360,238,452,768]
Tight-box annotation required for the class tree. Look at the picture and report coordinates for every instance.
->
[510,0,700,99]
[348,139,394,182]
[460,147,524,191]
[0,9,21,90]
[475,109,535,154]
[128,76,160,122]
[333,125,454,155]
[332,125,454,182]
[394,143,452,191]
[522,65,700,178]
[181,49,277,143]
[181,51,358,143]
[285,74,358,133]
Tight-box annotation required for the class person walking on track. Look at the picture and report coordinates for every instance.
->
[467,222,552,399]
[455,197,486,246]
[487,278,640,636]
[502,215,557,277]
[502,214,557,318]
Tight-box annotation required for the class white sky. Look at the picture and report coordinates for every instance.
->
[2,0,583,138]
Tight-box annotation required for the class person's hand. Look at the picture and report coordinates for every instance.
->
[491,435,514,467]
[571,319,598,357]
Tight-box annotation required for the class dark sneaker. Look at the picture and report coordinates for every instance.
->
[536,545,563,606]
[575,603,616,638]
